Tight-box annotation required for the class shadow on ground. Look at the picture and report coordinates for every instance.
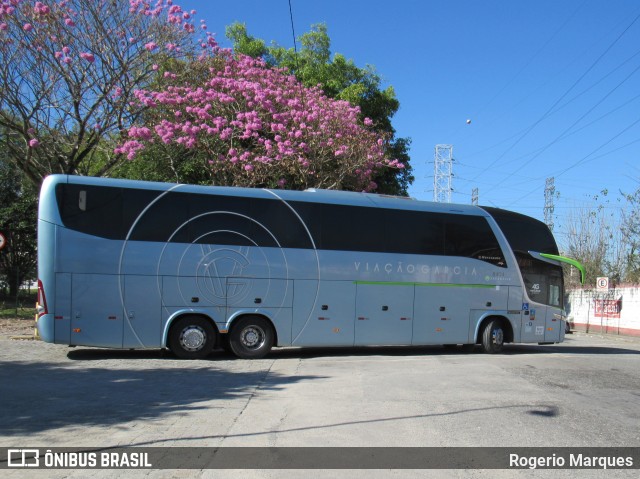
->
[0,354,325,436]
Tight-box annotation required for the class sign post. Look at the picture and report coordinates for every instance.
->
[596,277,609,335]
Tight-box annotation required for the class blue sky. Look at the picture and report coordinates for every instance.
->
[179,0,640,247]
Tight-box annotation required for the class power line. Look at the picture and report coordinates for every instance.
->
[464,43,640,165]
[555,119,640,177]
[287,0,298,54]
[449,1,587,142]
[504,120,640,207]
[505,60,640,179]
[470,10,640,182]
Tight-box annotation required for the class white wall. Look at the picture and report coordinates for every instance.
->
[566,286,640,336]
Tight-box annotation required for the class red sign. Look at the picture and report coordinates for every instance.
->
[594,299,622,318]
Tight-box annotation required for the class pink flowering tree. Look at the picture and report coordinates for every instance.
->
[119,53,404,191]
[0,0,211,186]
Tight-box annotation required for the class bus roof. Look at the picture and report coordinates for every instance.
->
[45,174,490,217]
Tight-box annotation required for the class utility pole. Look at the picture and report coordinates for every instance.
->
[544,177,556,231]
[433,144,453,203]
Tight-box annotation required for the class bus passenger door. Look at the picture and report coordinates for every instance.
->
[123,275,162,348]
[355,284,414,346]
[71,274,123,348]
[514,286,543,343]
[521,304,544,343]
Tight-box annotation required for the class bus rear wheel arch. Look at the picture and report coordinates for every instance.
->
[168,315,217,359]
[479,317,512,354]
[228,315,275,359]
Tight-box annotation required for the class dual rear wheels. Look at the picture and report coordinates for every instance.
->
[168,315,274,360]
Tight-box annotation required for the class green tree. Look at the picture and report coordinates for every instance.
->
[620,185,640,283]
[228,23,414,195]
[0,0,210,187]
[563,205,610,288]
[0,159,37,299]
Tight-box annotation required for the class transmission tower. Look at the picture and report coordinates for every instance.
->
[544,177,556,231]
[471,187,479,205]
[433,144,453,203]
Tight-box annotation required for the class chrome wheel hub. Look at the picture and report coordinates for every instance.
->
[180,326,206,351]
[241,326,265,349]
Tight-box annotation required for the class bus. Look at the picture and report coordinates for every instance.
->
[36,175,584,359]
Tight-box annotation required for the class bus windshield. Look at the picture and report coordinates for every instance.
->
[481,207,564,307]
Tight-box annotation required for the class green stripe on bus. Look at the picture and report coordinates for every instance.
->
[353,281,496,288]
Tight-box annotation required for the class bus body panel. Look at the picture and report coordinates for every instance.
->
[292,280,356,347]
[70,273,123,348]
[545,306,561,343]
[413,285,471,345]
[36,219,57,343]
[54,272,71,345]
[225,278,293,311]
[36,175,569,354]
[123,275,163,348]
[507,286,524,343]
[354,283,415,346]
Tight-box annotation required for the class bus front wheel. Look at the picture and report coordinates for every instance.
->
[229,316,274,359]
[169,316,217,359]
[481,319,505,354]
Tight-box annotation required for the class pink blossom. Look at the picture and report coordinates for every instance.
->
[23,23,33,32]
[144,42,157,51]
[64,18,75,27]
[34,2,50,14]
[0,23,7,31]
[29,139,39,148]
[116,54,399,191]
[80,52,95,63]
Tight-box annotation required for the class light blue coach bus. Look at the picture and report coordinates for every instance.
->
[36,175,584,359]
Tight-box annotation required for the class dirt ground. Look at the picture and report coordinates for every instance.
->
[0,317,37,337]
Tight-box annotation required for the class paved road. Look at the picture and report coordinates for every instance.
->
[1,333,639,478]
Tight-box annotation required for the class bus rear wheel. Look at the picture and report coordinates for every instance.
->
[481,319,505,354]
[229,316,274,359]
[169,316,216,359]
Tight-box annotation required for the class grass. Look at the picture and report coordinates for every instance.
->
[0,306,36,320]
[0,294,37,320]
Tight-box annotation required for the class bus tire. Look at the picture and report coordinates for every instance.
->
[229,316,274,359]
[168,316,216,359]
[481,319,505,354]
